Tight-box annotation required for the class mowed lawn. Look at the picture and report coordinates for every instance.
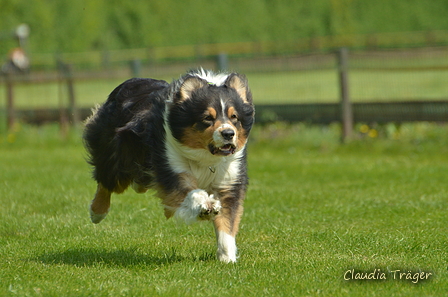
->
[0,124,447,296]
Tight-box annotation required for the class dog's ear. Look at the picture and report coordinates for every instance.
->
[177,76,208,103]
[225,73,252,104]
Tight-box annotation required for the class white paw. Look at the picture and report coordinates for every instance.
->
[216,231,237,263]
[89,206,108,224]
[174,189,221,224]
[199,195,221,220]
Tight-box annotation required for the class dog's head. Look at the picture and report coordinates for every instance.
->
[168,71,254,156]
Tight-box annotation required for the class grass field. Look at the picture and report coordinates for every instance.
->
[1,123,447,296]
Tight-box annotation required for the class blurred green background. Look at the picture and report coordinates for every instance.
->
[2,0,448,128]
[1,0,448,54]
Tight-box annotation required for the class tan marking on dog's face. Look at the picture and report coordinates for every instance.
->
[227,107,248,150]
[181,119,223,150]
[207,107,217,119]
[226,106,250,150]
[236,131,248,149]
[227,106,237,121]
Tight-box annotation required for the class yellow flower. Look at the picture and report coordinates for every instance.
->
[360,124,370,134]
[368,129,378,138]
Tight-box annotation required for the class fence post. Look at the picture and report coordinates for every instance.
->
[66,65,79,126]
[58,61,79,127]
[5,74,16,131]
[217,53,229,72]
[129,59,142,77]
[102,50,110,69]
[338,47,353,143]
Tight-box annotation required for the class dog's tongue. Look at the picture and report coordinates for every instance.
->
[219,144,235,154]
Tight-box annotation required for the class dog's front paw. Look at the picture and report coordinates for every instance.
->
[198,194,221,220]
[174,189,221,224]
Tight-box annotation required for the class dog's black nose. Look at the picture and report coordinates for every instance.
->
[221,129,235,140]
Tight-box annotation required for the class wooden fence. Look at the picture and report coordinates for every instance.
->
[14,100,448,125]
[2,48,448,142]
[256,101,448,123]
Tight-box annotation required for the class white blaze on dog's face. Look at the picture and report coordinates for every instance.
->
[168,74,254,156]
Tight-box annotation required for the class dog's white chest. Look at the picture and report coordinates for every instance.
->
[188,156,240,191]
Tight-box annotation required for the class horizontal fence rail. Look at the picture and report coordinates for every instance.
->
[7,100,448,126]
[256,101,448,124]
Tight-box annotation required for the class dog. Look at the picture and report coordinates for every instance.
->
[83,69,255,263]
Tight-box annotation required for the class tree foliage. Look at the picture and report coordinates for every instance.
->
[1,0,448,56]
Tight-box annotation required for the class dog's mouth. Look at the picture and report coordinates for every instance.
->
[209,143,237,156]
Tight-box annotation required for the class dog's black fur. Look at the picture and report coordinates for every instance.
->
[83,70,254,262]
[84,78,169,192]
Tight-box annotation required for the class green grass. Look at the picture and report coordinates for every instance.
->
[1,123,447,296]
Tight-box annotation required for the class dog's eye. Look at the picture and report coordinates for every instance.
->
[204,115,214,122]
[230,114,238,121]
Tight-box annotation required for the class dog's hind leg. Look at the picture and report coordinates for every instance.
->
[131,181,148,193]
[90,183,111,224]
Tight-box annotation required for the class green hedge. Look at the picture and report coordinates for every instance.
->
[1,0,448,55]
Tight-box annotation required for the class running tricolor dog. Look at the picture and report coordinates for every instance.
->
[83,69,255,263]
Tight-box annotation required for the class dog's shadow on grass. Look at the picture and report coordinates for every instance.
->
[34,247,215,268]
